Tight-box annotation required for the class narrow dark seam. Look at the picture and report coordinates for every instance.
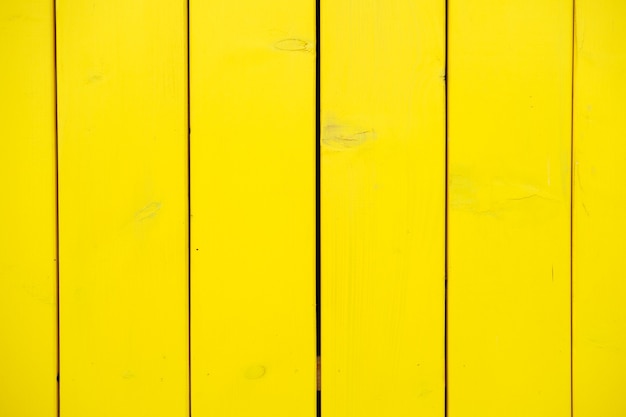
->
[315,0,322,414]
[570,2,576,417]
[187,0,192,415]
[444,0,449,415]
[52,1,61,416]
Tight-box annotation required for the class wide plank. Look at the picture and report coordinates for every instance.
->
[321,1,445,415]
[190,1,316,416]
[448,1,572,416]
[573,2,626,415]
[57,1,188,415]
[0,1,57,415]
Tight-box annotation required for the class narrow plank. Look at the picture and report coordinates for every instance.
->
[56,1,188,416]
[0,1,57,416]
[321,1,445,416]
[447,1,572,416]
[573,2,626,415]
[190,1,316,416]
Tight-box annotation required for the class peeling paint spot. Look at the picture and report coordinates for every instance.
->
[244,365,266,380]
[86,73,104,85]
[322,124,376,150]
[122,370,135,379]
[274,38,309,52]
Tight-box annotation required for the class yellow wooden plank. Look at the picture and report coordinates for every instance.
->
[190,1,316,416]
[0,1,57,416]
[573,2,626,415]
[321,1,445,416]
[56,1,188,416]
[447,1,572,416]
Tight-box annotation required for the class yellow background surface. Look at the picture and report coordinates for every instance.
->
[1,1,625,416]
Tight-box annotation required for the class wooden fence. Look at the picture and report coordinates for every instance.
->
[1,1,625,416]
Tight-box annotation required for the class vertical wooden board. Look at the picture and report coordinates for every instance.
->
[0,1,57,416]
[448,2,572,416]
[573,2,626,415]
[57,1,188,416]
[190,1,315,416]
[321,1,445,416]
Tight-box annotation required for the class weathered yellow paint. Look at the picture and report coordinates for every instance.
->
[8,2,626,415]
[57,1,188,416]
[573,2,626,415]
[448,1,572,416]
[190,1,316,416]
[0,1,57,416]
[321,1,445,416]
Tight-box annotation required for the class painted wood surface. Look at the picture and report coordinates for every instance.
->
[6,2,626,416]
[321,1,445,416]
[190,1,316,416]
[56,1,188,415]
[0,1,57,416]
[573,2,626,416]
[448,1,572,416]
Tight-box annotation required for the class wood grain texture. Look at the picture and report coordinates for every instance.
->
[190,1,316,416]
[447,1,572,416]
[0,1,57,415]
[57,1,188,415]
[573,2,626,415]
[321,1,445,416]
